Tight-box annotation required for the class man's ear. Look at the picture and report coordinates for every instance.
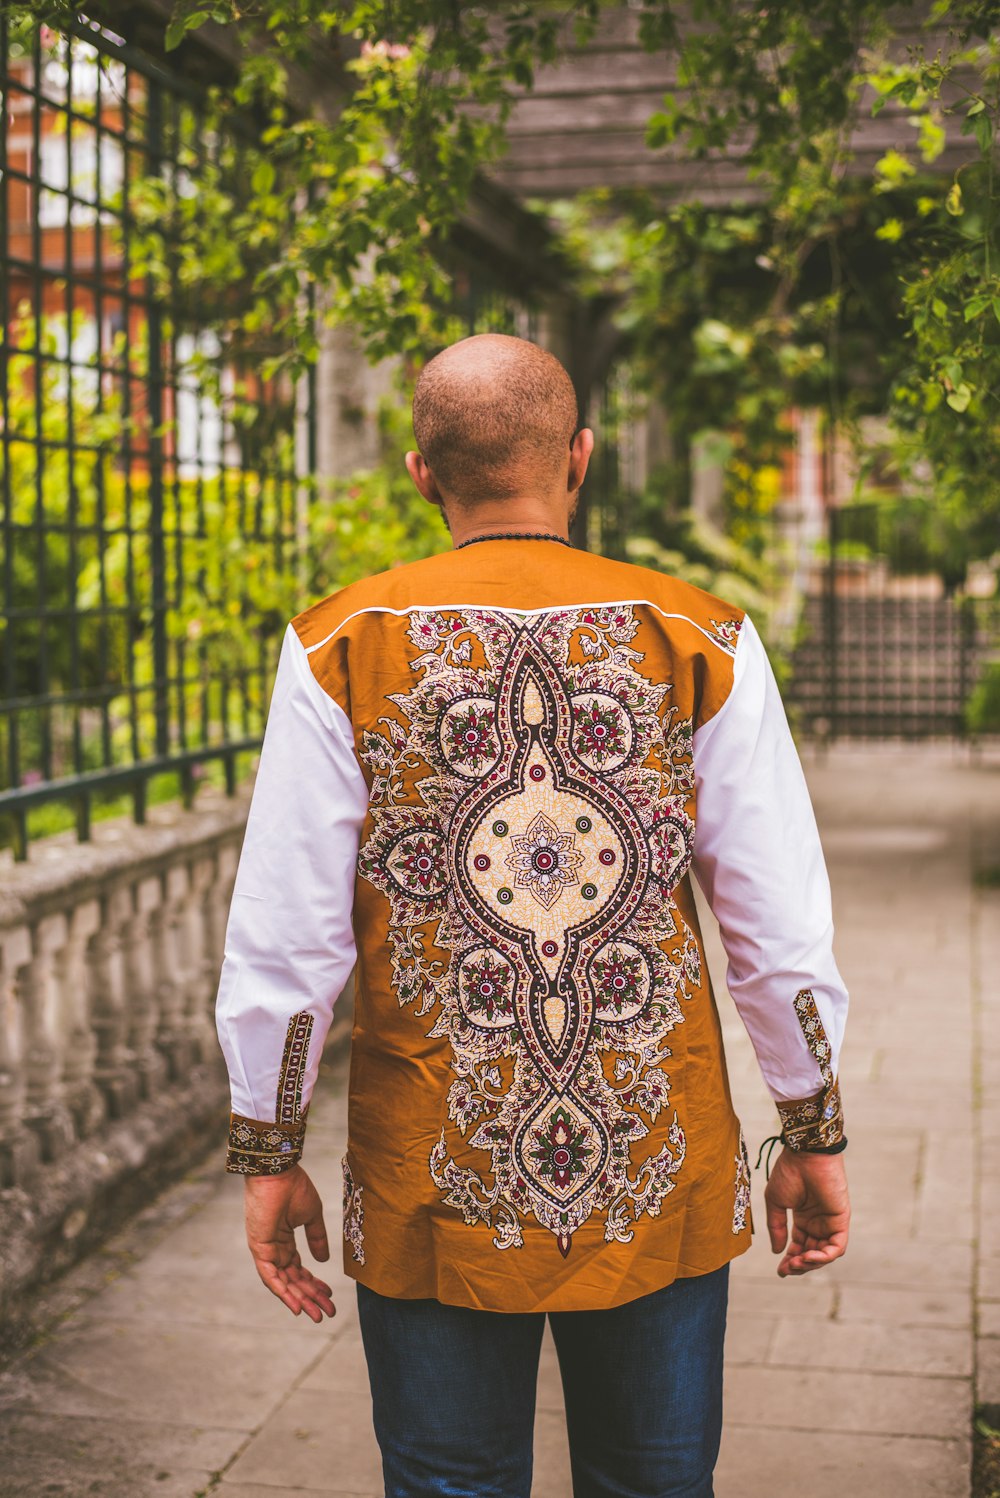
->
[568,427,595,494]
[405,449,445,509]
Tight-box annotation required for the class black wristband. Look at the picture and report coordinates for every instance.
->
[791,1134,848,1155]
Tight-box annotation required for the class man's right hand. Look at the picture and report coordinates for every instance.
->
[243,1164,336,1321]
[764,1148,850,1277]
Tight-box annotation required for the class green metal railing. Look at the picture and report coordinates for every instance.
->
[1,16,312,860]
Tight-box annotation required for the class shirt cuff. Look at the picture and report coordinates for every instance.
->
[225,1111,307,1175]
[775,1075,845,1151]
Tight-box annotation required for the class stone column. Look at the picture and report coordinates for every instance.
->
[179,855,217,1063]
[21,913,76,1159]
[87,886,139,1118]
[122,874,167,1100]
[151,864,192,1078]
[315,320,400,480]
[0,925,41,1186]
[56,897,104,1139]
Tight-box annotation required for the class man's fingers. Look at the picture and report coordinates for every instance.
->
[777,1232,848,1277]
[253,1257,336,1320]
[304,1209,331,1263]
[286,1262,337,1316]
[256,1258,304,1313]
[766,1199,788,1255]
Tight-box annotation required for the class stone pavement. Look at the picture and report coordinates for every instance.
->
[1,746,997,1498]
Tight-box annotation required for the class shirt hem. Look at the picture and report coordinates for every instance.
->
[339,1229,754,1314]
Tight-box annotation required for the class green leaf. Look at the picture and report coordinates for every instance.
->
[946,182,963,215]
[974,112,993,154]
[946,383,972,411]
[251,159,276,195]
[964,294,990,320]
[165,10,210,51]
[164,16,187,49]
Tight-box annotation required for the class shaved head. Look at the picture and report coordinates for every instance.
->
[411,334,579,505]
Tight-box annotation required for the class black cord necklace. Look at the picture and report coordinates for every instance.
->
[455,531,572,550]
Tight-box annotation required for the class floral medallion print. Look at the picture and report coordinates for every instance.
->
[357,605,709,1256]
[505,810,584,909]
[459,949,516,1025]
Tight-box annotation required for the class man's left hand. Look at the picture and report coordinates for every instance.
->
[243,1164,336,1321]
[764,1147,850,1277]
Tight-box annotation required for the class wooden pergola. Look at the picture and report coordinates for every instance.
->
[488,8,977,202]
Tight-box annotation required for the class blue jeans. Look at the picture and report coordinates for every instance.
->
[356,1262,729,1498]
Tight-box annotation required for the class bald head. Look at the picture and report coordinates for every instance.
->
[411,334,579,505]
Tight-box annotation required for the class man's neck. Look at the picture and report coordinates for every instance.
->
[444,499,570,549]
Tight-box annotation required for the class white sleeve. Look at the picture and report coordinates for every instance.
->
[215,621,369,1174]
[691,615,848,1148]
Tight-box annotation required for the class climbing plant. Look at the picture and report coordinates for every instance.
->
[9,0,1000,571]
[545,0,1000,572]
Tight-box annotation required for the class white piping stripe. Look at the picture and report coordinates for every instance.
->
[302,600,737,657]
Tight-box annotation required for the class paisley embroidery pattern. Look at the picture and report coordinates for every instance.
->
[358,606,701,1256]
[708,617,741,655]
[342,1155,366,1264]
[776,988,844,1149]
[733,1125,751,1233]
[225,1114,306,1174]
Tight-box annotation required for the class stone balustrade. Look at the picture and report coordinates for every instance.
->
[0,787,352,1332]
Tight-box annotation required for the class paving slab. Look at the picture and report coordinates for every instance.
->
[767,1315,973,1377]
[531,1405,574,1496]
[1,1314,327,1431]
[980,1302,1000,1338]
[727,1269,838,1320]
[978,1335,1000,1404]
[0,1408,228,1498]
[217,1488,380,1497]
[716,1426,970,1498]
[835,1282,972,1329]
[725,1365,969,1438]
[222,1387,384,1493]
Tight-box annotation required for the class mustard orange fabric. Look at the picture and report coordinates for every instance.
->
[292,542,755,1312]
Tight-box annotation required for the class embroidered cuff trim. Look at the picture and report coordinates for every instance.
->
[225,1112,306,1175]
[226,1010,316,1176]
[775,988,846,1150]
[775,1076,845,1150]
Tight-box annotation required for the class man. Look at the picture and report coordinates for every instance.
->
[215,334,850,1498]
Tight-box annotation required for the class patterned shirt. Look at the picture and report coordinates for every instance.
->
[215,541,848,1312]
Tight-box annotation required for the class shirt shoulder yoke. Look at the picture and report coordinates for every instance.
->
[288,550,747,655]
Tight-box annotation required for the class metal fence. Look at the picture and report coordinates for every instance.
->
[786,505,1000,740]
[1,16,313,861]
